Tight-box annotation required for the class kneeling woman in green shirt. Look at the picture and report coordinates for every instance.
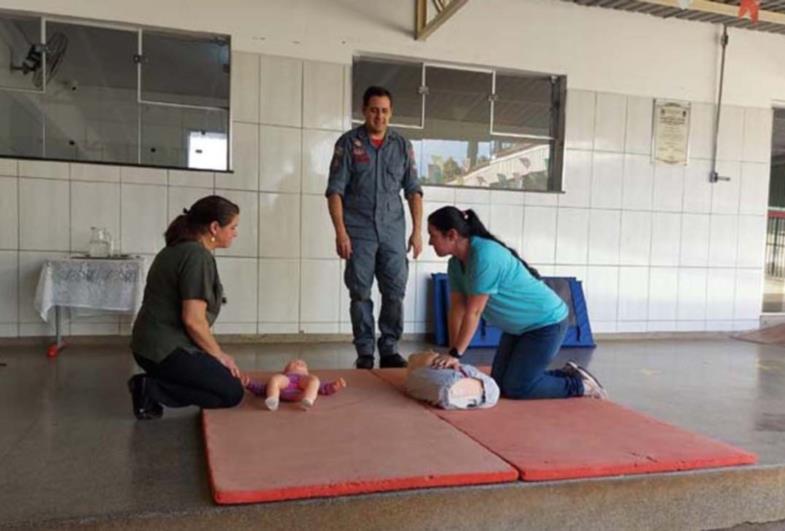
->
[427,206,607,400]
[128,195,245,419]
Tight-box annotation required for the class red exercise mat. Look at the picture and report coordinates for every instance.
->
[373,368,757,480]
[203,369,517,504]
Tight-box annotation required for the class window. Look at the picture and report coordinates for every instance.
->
[352,57,566,192]
[0,10,230,171]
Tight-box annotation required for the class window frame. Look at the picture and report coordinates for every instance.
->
[352,55,566,193]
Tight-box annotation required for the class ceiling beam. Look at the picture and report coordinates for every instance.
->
[415,0,469,41]
[634,0,785,24]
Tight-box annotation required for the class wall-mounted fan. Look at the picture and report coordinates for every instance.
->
[10,31,68,89]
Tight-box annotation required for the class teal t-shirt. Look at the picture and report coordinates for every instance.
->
[447,237,568,335]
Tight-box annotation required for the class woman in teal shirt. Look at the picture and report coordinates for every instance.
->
[427,206,606,400]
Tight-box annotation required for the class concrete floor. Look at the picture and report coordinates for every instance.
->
[2,336,785,529]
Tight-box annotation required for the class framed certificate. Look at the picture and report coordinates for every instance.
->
[653,100,690,165]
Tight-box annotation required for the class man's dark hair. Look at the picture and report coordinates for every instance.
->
[362,85,393,108]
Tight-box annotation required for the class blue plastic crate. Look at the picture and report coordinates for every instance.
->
[431,273,595,349]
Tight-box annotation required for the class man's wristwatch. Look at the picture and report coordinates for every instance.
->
[448,347,462,358]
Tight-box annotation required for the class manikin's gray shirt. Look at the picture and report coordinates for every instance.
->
[405,364,500,410]
[325,125,422,242]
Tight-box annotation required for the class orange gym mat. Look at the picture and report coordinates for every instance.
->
[202,369,518,504]
[373,369,758,481]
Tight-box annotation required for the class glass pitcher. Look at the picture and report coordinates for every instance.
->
[88,227,112,258]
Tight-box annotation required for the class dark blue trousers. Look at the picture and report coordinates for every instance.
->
[491,319,583,399]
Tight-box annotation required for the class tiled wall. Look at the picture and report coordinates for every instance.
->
[0,51,771,339]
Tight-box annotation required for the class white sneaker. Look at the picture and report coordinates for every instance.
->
[563,361,608,400]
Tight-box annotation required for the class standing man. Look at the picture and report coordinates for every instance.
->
[326,86,423,369]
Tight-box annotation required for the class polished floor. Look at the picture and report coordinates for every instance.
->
[2,336,785,528]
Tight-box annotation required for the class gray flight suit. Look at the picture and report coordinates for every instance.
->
[325,125,422,358]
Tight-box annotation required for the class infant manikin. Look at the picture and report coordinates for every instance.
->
[404,352,499,410]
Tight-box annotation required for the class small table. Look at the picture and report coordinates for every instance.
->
[34,257,146,357]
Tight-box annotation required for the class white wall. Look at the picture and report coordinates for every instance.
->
[0,0,776,337]
[2,0,785,107]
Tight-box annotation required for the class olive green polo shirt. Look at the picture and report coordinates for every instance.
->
[131,241,223,363]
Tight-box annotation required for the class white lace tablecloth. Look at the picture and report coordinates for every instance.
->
[34,257,147,322]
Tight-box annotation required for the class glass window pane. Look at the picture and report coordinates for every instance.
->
[142,31,230,108]
[410,131,551,191]
[0,14,42,91]
[42,22,138,164]
[352,59,422,127]
[493,73,553,137]
[424,66,491,140]
[0,90,43,156]
[141,104,228,170]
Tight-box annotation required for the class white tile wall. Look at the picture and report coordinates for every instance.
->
[711,160,741,214]
[167,187,211,222]
[683,159,712,213]
[621,154,653,211]
[588,209,621,265]
[216,257,258,323]
[19,160,69,180]
[556,208,590,264]
[679,214,710,267]
[652,163,685,212]
[0,159,17,177]
[619,210,651,266]
[300,259,340,322]
[706,268,735,320]
[648,267,679,321]
[302,61,344,131]
[559,150,592,208]
[736,215,766,269]
[259,193,300,258]
[735,269,763,320]
[522,206,557,263]
[708,215,738,267]
[0,177,18,249]
[565,90,595,150]
[70,181,120,254]
[19,179,70,251]
[624,96,653,155]
[739,162,769,216]
[169,169,213,189]
[489,204,523,255]
[231,51,260,124]
[593,93,626,152]
[0,251,17,322]
[716,105,744,162]
[301,194,334,259]
[618,266,648,321]
[650,212,681,266]
[742,107,773,163]
[677,268,707,320]
[586,266,619,321]
[259,125,302,193]
[220,122,258,191]
[302,129,342,195]
[258,259,300,323]
[70,163,120,183]
[260,55,303,128]
[215,189,258,258]
[0,61,772,338]
[120,184,167,254]
[689,103,714,160]
[590,153,623,209]
[120,166,166,185]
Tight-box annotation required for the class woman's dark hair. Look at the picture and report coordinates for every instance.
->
[427,206,541,279]
[164,195,239,246]
[362,85,393,108]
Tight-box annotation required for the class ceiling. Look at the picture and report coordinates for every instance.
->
[561,0,785,35]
